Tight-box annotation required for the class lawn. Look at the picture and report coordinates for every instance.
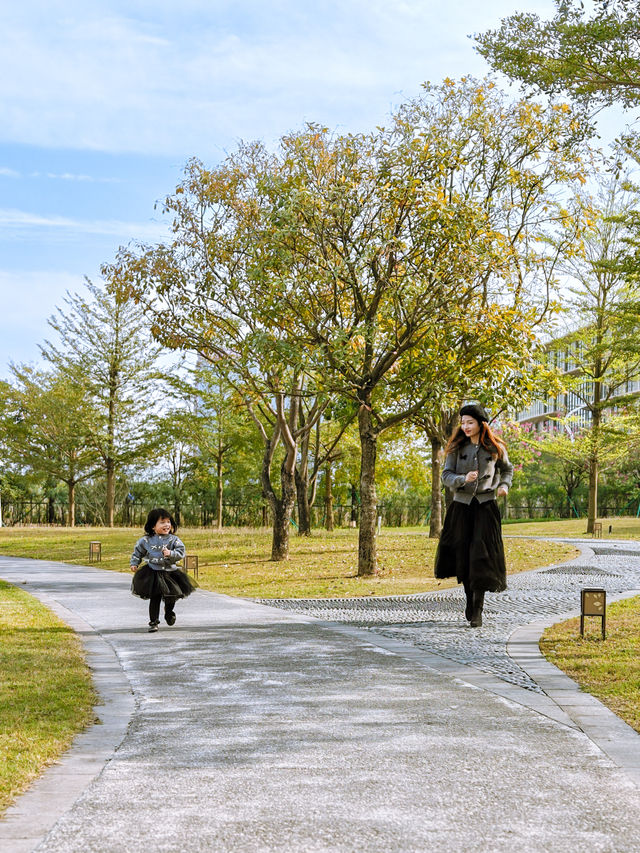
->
[0,580,95,816]
[504,515,640,539]
[0,525,577,598]
[540,596,640,734]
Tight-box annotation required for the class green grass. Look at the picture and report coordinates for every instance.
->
[0,580,95,816]
[0,526,577,598]
[504,515,640,539]
[540,596,640,734]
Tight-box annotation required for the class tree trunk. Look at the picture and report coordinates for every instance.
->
[295,468,312,536]
[259,429,297,561]
[106,459,115,527]
[357,403,378,576]
[587,453,598,534]
[429,437,443,538]
[325,461,334,532]
[68,481,76,528]
[271,459,297,560]
[350,484,358,525]
[216,454,223,530]
[106,354,118,528]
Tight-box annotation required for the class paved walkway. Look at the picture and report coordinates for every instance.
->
[1,541,640,852]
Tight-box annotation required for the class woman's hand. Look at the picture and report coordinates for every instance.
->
[465,471,478,483]
[497,485,508,498]
[130,565,137,572]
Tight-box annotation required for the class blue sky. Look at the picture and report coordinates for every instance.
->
[0,0,594,376]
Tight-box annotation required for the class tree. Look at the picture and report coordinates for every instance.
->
[504,421,589,517]
[265,78,589,571]
[147,409,197,526]
[3,367,100,526]
[117,78,588,571]
[186,365,258,530]
[476,0,640,109]
[548,176,640,530]
[41,277,162,526]
[112,156,329,560]
[294,407,355,536]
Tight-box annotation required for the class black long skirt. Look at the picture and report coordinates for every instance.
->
[131,564,198,601]
[434,498,506,593]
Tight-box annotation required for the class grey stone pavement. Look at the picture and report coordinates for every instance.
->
[1,539,640,852]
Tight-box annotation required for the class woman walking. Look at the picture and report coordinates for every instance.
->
[434,403,513,627]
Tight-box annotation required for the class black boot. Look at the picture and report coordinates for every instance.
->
[470,591,484,628]
[463,582,473,622]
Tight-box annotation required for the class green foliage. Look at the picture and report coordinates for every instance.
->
[1,367,101,524]
[40,277,165,523]
[477,0,640,108]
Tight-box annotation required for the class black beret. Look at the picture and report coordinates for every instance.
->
[459,402,489,423]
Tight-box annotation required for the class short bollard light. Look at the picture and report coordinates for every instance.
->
[592,522,602,538]
[184,554,199,579]
[89,541,102,562]
[580,588,606,640]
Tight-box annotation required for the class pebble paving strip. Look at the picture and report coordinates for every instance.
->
[257,546,640,693]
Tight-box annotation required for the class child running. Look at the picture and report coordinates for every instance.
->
[130,507,197,632]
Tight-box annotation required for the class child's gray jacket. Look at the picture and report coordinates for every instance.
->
[130,533,186,571]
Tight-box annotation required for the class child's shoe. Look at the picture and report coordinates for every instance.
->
[165,611,176,626]
[148,621,160,632]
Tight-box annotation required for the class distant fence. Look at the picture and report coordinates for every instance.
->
[2,498,639,527]
[1,500,430,528]
[505,499,640,520]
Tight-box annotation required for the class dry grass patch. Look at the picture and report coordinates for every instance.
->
[0,526,577,599]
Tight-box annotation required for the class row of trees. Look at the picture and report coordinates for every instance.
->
[107,77,604,575]
[0,283,435,532]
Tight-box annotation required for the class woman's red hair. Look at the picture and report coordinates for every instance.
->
[445,421,506,460]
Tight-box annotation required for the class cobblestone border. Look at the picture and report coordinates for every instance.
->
[256,539,640,694]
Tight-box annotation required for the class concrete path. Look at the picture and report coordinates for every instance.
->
[1,545,640,852]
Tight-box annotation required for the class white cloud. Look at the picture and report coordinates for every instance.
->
[1,167,121,182]
[41,172,122,183]
[0,1,559,156]
[0,208,169,241]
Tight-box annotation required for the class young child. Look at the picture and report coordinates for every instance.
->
[130,508,197,632]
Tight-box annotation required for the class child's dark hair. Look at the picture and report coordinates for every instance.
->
[144,508,178,536]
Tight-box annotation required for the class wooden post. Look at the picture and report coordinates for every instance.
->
[184,555,199,579]
[581,588,606,639]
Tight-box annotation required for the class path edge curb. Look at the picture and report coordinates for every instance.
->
[507,542,640,789]
[0,580,135,852]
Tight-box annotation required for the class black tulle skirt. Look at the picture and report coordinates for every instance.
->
[131,564,198,600]
[434,498,507,593]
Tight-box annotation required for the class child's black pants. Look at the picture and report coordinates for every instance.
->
[149,595,176,624]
